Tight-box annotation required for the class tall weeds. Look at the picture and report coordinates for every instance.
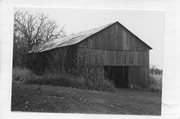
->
[12,67,115,92]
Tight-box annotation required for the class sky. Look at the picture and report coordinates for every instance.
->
[16,7,164,69]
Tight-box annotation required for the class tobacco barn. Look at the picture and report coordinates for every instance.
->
[28,21,152,88]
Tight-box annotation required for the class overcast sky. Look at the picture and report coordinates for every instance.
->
[16,7,164,69]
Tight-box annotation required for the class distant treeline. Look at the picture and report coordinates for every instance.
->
[149,65,163,75]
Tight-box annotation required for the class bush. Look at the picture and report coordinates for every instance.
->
[149,65,163,75]
[86,78,116,92]
[147,74,162,93]
[12,67,41,84]
[12,68,115,92]
[30,73,85,89]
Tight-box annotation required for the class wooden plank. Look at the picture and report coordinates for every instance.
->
[125,51,129,65]
[134,51,138,64]
[128,66,142,88]
[77,23,150,51]
[77,47,149,67]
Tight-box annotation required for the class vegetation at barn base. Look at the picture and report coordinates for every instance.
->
[13,66,163,93]
[147,74,162,92]
[13,67,115,92]
[147,65,162,93]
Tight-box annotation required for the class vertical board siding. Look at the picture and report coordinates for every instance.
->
[77,47,149,67]
[117,26,123,50]
[78,23,149,51]
[77,47,149,88]
[123,30,129,50]
[128,66,147,88]
[128,66,141,88]
[134,52,139,64]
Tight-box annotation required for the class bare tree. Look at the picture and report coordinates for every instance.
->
[13,11,65,66]
[14,11,65,50]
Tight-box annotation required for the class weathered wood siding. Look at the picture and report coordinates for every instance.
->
[28,45,78,74]
[128,51,149,88]
[77,47,148,66]
[77,23,149,51]
[76,22,150,88]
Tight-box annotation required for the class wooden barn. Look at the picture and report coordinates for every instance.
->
[28,21,152,89]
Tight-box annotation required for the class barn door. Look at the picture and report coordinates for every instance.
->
[104,66,129,88]
[113,66,128,88]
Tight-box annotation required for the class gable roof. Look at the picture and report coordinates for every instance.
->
[29,21,152,53]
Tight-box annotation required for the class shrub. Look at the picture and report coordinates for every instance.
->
[91,83,115,92]
[12,68,115,92]
[38,73,85,89]
[149,65,163,75]
[87,78,115,92]
[147,74,162,93]
[12,67,40,84]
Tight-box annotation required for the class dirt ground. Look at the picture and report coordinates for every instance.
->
[11,83,161,115]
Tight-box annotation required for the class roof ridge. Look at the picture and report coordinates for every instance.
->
[29,21,152,53]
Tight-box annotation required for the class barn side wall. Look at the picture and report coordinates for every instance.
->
[28,45,78,74]
[76,23,150,88]
[28,22,150,88]
[128,51,149,88]
[77,47,148,66]
[77,47,149,88]
[77,23,150,51]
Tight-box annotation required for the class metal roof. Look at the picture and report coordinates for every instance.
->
[29,22,114,53]
[29,21,151,53]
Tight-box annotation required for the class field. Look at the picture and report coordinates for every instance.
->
[11,83,161,115]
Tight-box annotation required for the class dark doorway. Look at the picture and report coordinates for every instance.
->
[104,66,129,88]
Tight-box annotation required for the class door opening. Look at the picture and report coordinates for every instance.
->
[104,66,129,88]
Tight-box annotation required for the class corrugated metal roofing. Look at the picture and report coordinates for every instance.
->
[29,21,151,53]
[29,22,114,53]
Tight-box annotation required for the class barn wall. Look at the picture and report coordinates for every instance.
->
[76,23,150,88]
[28,45,78,74]
[128,66,141,88]
[77,47,148,66]
[29,22,150,88]
[27,52,48,74]
[128,51,149,88]
[77,23,149,51]
[77,47,149,88]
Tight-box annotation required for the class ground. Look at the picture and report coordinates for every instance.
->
[11,83,161,115]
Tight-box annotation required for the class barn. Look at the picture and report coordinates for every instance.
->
[28,21,152,89]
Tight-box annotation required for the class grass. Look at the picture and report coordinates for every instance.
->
[11,83,161,115]
[12,67,162,115]
[12,67,115,92]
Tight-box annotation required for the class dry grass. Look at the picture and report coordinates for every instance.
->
[12,67,115,92]
[11,84,161,115]
[12,67,41,84]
